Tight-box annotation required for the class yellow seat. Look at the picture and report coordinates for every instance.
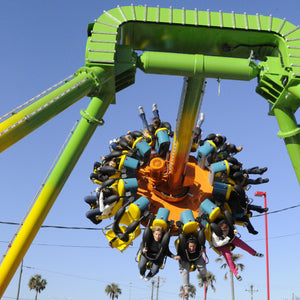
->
[104,197,149,252]
[106,225,141,252]
[182,221,199,235]
[152,218,168,232]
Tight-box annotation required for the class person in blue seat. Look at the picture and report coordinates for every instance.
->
[243,166,268,175]
[138,226,180,281]
[138,103,160,130]
[215,142,243,161]
[109,134,135,151]
[202,133,227,164]
[138,104,173,138]
[91,157,119,183]
[230,166,269,185]
[227,183,259,235]
[84,187,118,224]
[177,236,207,299]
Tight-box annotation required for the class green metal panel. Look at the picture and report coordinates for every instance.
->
[86,6,300,66]
[85,5,300,112]
[138,52,259,80]
[84,5,300,183]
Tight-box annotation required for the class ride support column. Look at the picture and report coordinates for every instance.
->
[168,76,205,187]
[274,105,300,184]
[0,87,114,298]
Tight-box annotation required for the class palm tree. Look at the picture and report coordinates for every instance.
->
[197,271,216,299]
[178,284,196,299]
[215,253,245,300]
[105,283,122,299]
[28,274,47,300]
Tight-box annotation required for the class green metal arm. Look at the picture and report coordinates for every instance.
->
[0,66,109,153]
[138,52,259,80]
[2,5,300,298]
[0,89,115,298]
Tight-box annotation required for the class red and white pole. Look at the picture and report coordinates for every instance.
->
[254,191,270,300]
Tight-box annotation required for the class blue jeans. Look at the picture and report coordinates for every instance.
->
[139,113,148,129]
[181,256,207,295]
[138,254,160,278]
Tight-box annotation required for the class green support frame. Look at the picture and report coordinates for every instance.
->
[86,5,300,180]
[0,5,300,297]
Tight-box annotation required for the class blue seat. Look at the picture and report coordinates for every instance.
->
[119,155,140,177]
[212,182,232,200]
[209,160,230,175]
[153,207,170,232]
[155,128,170,157]
[133,137,151,162]
[179,210,198,235]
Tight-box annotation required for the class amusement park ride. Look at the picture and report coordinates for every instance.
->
[1,5,300,297]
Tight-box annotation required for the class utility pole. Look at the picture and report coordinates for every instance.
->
[156,276,160,300]
[16,259,23,300]
[230,270,235,300]
[151,276,165,300]
[245,284,258,300]
[151,280,155,300]
[128,282,132,300]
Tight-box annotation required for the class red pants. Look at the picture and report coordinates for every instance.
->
[216,237,256,275]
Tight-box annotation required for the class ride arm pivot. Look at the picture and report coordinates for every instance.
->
[256,56,300,183]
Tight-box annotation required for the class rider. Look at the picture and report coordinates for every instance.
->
[138,226,180,281]
[210,220,263,281]
[177,236,207,299]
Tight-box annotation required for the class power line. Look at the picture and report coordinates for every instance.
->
[1,203,299,231]
[2,296,32,300]
[251,203,300,218]
[20,265,180,297]
[0,240,137,249]
[23,265,113,283]
[0,203,299,251]
[0,221,102,230]
[0,229,298,250]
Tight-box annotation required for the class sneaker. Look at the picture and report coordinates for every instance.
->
[152,103,157,111]
[259,167,268,174]
[248,229,259,235]
[201,276,207,283]
[145,276,151,281]
[138,106,144,114]
[140,274,145,279]
[254,252,264,257]
[235,274,242,281]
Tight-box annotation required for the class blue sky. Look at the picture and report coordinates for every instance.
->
[0,1,300,299]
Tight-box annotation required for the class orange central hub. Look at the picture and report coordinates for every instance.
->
[149,157,165,180]
[136,156,213,234]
